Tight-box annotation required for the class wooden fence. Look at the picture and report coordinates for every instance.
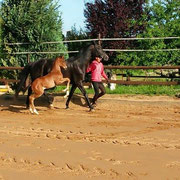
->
[1,36,179,86]
[0,65,179,86]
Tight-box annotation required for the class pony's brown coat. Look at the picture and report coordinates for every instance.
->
[29,56,70,114]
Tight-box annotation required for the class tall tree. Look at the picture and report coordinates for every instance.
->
[0,17,3,55]
[84,0,146,64]
[65,25,89,57]
[0,0,66,80]
[117,0,180,66]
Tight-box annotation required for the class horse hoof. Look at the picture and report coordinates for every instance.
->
[64,91,69,98]
[34,109,39,115]
[89,108,95,112]
[49,104,54,109]
[62,88,67,92]
[29,108,33,114]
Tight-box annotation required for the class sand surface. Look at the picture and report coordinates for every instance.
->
[0,94,180,180]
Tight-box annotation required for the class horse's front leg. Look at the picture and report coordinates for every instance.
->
[65,83,77,109]
[61,78,70,98]
[77,82,94,111]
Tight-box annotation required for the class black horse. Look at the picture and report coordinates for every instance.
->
[15,42,109,111]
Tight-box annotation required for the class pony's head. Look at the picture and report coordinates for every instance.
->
[91,41,109,61]
[55,56,67,69]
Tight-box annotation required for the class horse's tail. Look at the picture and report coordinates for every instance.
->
[15,64,31,98]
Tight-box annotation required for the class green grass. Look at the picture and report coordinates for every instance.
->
[106,85,180,96]
[49,85,180,96]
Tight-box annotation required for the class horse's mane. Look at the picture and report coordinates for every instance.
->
[79,43,92,52]
[67,43,94,63]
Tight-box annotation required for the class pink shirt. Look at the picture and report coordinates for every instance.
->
[86,60,108,82]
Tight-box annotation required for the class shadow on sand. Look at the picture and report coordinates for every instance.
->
[0,93,92,113]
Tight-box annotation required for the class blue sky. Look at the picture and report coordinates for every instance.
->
[59,0,86,35]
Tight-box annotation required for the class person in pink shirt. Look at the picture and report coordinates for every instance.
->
[86,56,109,107]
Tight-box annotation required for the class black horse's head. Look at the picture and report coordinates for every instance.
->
[91,41,109,61]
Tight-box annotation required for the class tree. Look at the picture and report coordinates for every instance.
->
[0,17,3,55]
[84,0,146,64]
[65,25,89,57]
[117,0,180,66]
[0,0,67,81]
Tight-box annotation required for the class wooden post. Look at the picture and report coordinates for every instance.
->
[144,70,148,81]
[126,75,130,81]
[98,33,101,45]
[27,54,30,63]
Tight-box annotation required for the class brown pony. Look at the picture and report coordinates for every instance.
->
[29,56,70,114]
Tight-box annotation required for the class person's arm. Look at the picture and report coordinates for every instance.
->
[86,63,92,73]
[101,64,108,80]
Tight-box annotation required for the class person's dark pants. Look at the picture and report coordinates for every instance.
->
[91,81,106,104]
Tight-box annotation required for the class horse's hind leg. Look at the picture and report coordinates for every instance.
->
[29,94,36,114]
[26,86,32,108]
[29,96,34,114]
[29,91,43,115]
[29,94,39,115]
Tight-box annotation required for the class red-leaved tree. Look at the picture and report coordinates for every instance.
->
[84,0,146,64]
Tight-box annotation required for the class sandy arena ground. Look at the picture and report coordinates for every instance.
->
[0,93,180,180]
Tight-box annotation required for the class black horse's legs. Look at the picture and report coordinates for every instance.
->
[43,91,54,108]
[66,84,77,109]
[77,83,94,111]
[26,86,32,108]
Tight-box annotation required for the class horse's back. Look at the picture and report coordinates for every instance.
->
[30,58,54,80]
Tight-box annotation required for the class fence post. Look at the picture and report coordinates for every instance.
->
[126,76,130,81]
[27,54,30,63]
[98,33,101,46]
